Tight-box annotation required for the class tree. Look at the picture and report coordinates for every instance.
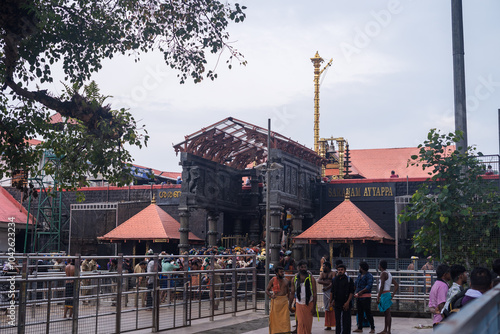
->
[399,129,500,267]
[0,0,246,191]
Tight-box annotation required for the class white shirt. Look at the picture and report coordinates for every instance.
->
[378,270,393,292]
[295,282,314,305]
[147,260,156,285]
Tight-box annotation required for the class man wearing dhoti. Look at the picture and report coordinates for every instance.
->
[267,266,291,334]
[290,260,317,334]
[318,261,336,330]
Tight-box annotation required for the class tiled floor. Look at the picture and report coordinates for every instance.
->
[134,309,434,334]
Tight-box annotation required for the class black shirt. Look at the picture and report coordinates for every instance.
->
[331,274,354,306]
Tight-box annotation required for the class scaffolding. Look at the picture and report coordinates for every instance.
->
[25,149,69,253]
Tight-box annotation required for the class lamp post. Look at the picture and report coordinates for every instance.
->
[264,118,271,315]
[258,119,284,315]
[265,123,271,315]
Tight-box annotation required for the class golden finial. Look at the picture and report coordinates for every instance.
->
[151,194,156,204]
[345,188,350,201]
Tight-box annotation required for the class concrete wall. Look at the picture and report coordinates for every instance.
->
[3,185,209,256]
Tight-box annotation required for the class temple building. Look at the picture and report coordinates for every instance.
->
[1,117,498,266]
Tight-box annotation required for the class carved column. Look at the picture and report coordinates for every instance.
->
[178,208,191,254]
[233,217,243,235]
[248,215,260,244]
[291,213,304,261]
[207,211,219,248]
[248,176,261,243]
[270,206,283,267]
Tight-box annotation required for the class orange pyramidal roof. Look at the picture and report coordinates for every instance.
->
[99,203,203,242]
[294,197,393,244]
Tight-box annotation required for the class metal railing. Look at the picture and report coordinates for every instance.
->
[435,284,500,334]
[325,257,440,272]
[0,254,257,334]
[255,269,436,316]
[5,252,498,333]
[477,154,499,175]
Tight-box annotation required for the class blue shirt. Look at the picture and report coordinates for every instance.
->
[354,272,374,295]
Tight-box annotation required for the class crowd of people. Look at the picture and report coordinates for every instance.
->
[139,243,297,272]
[266,260,398,334]
[428,260,500,329]
[0,242,298,317]
[4,250,500,332]
[117,244,297,312]
[266,257,500,334]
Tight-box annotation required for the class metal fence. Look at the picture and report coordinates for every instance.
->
[0,254,257,334]
[477,154,499,175]
[4,253,498,333]
[255,269,437,316]
[435,284,500,334]
[327,257,440,272]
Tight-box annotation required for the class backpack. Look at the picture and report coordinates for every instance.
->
[442,288,468,319]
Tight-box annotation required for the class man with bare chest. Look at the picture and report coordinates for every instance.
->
[64,259,75,318]
[318,262,336,330]
[267,266,291,334]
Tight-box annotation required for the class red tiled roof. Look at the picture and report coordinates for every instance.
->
[49,112,78,125]
[335,146,455,179]
[99,203,202,242]
[325,163,361,177]
[158,171,182,180]
[49,112,63,124]
[294,197,393,243]
[26,138,42,146]
[0,187,34,225]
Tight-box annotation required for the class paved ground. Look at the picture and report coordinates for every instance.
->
[135,310,434,334]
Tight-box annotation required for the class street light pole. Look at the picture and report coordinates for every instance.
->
[264,118,271,315]
[451,0,468,153]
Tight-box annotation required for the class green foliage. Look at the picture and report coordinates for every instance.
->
[42,81,149,190]
[0,0,246,191]
[399,129,500,268]
[0,94,48,178]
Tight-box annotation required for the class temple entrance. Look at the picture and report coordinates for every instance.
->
[173,117,323,264]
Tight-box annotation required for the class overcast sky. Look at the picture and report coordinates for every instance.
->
[53,0,500,173]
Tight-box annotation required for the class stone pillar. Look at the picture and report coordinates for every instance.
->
[291,213,304,261]
[248,215,260,244]
[178,208,191,254]
[233,217,243,235]
[248,176,261,244]
[270,206,283,267]
[207,211,219,248]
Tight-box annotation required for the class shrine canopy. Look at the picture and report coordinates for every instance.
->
[173,117,324,170]
[294,194,394,244]
[98,202,203,244]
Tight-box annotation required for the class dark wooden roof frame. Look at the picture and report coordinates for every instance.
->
[173,117,324,169]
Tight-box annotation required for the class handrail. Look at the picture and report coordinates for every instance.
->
[435,284,500,334]
[0,254,258,333]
